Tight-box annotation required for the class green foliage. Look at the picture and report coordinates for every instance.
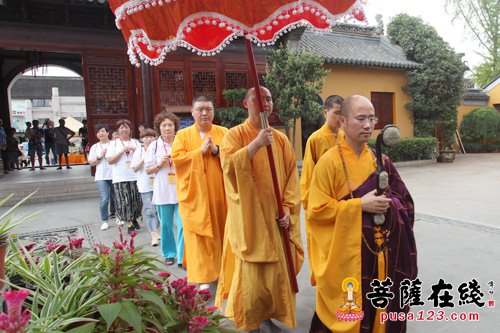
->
[368,137,438,162]
[445,0,500,86]
[472,62,500,88]
[0,192,38,240]
[5,230,231,332]
[387,14,465,148]
[216,88,248,128]
[462,140,500,153]
[460,107,500,140]
[265,45,329,143]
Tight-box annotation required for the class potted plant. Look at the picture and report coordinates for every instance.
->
[0,193,37,290]
[435,118,458,163]
[5,229,234,332]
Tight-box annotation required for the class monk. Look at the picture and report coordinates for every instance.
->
[300,94,344,286]
[307,95,417,333]
[215,87,304,332]
[171,96,228,289]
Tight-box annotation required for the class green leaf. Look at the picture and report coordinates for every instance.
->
[66,322,97,333]
[97,303,122,329]
[136,289,174,321]
[118,301,142,332]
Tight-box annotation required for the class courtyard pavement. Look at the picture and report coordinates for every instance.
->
[1,153,499,332]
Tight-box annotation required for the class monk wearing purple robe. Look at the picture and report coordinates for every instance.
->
[307,95,417,333]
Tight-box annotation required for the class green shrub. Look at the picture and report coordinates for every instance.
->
[462,140,500,153]
[216,88,248,128]
[368,137,437,162]
[460,107,500,141]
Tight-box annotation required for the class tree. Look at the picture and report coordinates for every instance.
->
[387,14,466,149]
[446,0,500,86]
[215,88,248,128]
[265,45,329,147]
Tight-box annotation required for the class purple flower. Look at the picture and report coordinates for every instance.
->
[198,289,211,301]
[189,315,210,332]
[158,272,171,278]
[24,243,36,252]
[206,305,217,312]
[171,278,188,291]
[0,290,31,333]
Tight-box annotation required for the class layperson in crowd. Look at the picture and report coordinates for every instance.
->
[300,94,344,286]
[145,112,184,266]
[79,119,89,162]
[88,123,116,231]
[106,119,143,234]
[172,96,228,290]
[132,128,161,247]
[0,119,6,173]
[307,95,417,333]
[42,120,57,166]
[215,87,304,332]
[51,118,75,170]
[5,128,21,170]
[25,119,45,171]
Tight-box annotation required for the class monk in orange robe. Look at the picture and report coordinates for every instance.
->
[171,96,228,287]
[300,94,344,286]
[307,95,417,333]
[215,87,304,332]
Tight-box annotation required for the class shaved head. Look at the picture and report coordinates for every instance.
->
[341,95,373,118]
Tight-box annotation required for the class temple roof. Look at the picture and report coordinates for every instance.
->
[299,25,419,70]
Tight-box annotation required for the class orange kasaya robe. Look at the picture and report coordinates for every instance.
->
[306,139,376,333]
[171,124,228,284]
[215,119,304,331]
[300,124,344,285]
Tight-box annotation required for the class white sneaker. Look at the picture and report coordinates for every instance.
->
[101,222,109,230]
[199,283,210,290]
[115,218,124,226]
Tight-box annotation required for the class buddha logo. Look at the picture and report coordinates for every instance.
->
[336,277,365,322]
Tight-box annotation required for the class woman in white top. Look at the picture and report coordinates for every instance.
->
[106,119,142,234]
[132,128,160,246]
[145,112,184,266]
[88,123,116,231]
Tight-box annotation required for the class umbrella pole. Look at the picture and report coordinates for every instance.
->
[244,37,299,293]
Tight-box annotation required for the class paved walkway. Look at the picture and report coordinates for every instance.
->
[1,154,499,332]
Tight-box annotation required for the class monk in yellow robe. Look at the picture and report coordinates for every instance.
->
[300,94,344,286]
[215,87,304,332]
[307,95,417,333]
[172,96,228,287]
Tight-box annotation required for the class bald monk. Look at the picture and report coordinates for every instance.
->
[215,87,304,332]
[301,94,344,286]
[171,96,228,290]
[307,95,417,333]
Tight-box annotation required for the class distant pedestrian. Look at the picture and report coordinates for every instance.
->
[25,120,45,171]
[0,119,7,174]
[51,119,75,170]
[42,120,57,165]
[88,123,116,231]
[79,119,89,162]
[5,128,21,170]
[132,128,160,246]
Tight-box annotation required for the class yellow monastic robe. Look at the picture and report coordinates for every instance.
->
[172,124,228,284]
[215,119,304,331]
[306,139,376,333]
[300,124,344,285]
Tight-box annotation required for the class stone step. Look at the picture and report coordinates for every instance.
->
[1,178,98,207]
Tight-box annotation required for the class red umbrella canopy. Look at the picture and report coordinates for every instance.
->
[108,0,366,66]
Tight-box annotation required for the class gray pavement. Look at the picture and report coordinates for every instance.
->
[1,154,499,332]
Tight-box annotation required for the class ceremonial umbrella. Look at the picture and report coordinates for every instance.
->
[108,0,366,293]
